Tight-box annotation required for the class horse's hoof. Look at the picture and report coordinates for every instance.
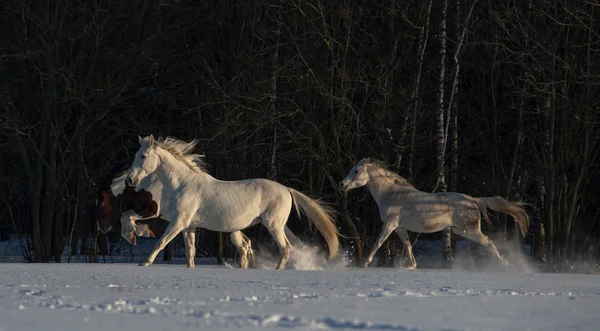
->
[139,261,151,267]
[187,265,195,269]
[361,264,369,269]
[406,265,417,270]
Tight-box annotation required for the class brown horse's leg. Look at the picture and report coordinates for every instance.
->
[457,230,508,265]
[395,229,417,269]
[363,221,397,268]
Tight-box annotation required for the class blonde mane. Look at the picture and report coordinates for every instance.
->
[154,137,208,173]
[365,158,414,188]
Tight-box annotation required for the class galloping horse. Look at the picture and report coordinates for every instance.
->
[98,170,262,268]
[125,135,340,270]
[340,158,530,269]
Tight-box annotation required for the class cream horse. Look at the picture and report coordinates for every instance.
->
[107,172,266,268]
[340,158,529,269]
[125,135,340,270]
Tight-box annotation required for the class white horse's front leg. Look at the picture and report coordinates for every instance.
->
[182,228,196,268]
[363,221,397,268]
[120,210,142,245]
[140,218,187,267]
[395,228,417,269]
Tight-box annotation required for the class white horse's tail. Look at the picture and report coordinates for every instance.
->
[288,188,340,259]
[475,196,530,237]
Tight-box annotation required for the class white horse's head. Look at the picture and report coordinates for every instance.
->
[340,158,371,192]
[126,135,160,186]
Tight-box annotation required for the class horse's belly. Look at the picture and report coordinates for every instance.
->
[195,217,259,232]
[191,207,261,232]
[404,210,453,233]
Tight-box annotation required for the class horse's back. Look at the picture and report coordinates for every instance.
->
[437,191,479,208]
[187,177,292,231]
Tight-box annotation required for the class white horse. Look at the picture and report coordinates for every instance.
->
[125,135,340,270]
[340,158,529,269]
[107,172,304,268]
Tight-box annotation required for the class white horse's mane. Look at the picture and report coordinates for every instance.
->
[154,136,208,173]
[365,158,414,188]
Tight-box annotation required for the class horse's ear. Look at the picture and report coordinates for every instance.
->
[138,135,144,145]
[365,157,372,163]
[148,134,155,147]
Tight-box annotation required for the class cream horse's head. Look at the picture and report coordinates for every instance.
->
[126,135,160,186]
[339,158,371,192]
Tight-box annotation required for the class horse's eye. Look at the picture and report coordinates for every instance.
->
[141,155,146,159]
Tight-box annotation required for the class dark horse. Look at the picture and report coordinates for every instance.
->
[96,162,172,260]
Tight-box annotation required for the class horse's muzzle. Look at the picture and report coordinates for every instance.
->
[97,222,112,234]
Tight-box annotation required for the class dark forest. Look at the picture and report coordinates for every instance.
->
[0,0,599,272]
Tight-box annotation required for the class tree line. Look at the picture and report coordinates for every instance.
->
[0,0,598,271]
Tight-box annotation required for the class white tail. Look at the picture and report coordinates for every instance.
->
[288,188,340,259]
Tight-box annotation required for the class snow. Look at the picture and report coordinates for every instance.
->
[1,256,599,331]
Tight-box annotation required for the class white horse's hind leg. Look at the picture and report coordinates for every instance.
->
[230,231,250,269]
[242,233,256,267]
[285,226,303,248]
[395,229,417,269]
[182,228,196,268]
[267,226,292,270]
[140,219,186,267]
[363,221,398,268]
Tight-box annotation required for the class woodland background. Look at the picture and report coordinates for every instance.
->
[0,0,599,272]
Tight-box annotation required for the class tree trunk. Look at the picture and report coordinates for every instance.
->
[433,0,452,268]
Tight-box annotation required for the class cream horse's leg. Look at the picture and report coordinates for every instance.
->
[140,217,187,267]
[363,220,398,268]
[395,229,417,269]
[457,229,508,265]
[182,228,196,268]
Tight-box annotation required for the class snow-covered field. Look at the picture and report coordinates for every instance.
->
[1,253,599,331]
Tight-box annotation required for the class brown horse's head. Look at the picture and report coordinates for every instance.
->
[96,190,119,233]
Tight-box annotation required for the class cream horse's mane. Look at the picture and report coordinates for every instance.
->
[154,136,209,174]
[365,158,414,189]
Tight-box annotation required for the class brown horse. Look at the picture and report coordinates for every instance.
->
[96,166,173,260]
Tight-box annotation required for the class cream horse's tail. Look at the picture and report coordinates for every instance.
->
[288,188,340,259]
[475,196,530,236]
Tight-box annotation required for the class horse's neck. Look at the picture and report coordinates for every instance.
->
[137,174,162,192]
[367,167,413,203]
[155,150,212,191]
